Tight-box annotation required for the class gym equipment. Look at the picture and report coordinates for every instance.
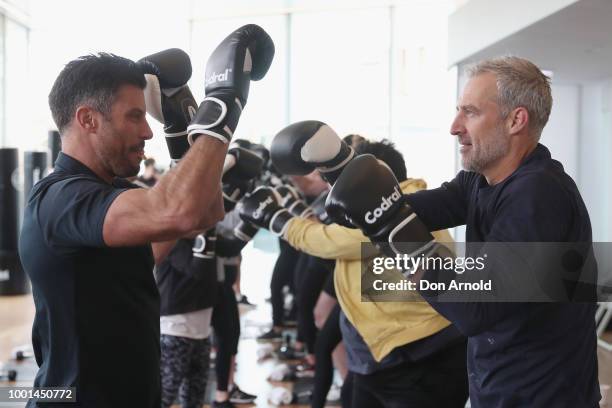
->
[48,130,61,166]
[24,151,48,201]
[0,369,17,381]
[0,148,29,295]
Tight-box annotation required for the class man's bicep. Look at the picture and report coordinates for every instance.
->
[103,189,184,247]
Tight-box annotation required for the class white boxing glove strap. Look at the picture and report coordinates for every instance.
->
[388,213,436,257]
[319,148,355,174]
[187,97,242,144]
[189,129,230,144]
[222,188,240,202]
[165,130,188,138]
[269,209,292,237]
[188,96,227,130]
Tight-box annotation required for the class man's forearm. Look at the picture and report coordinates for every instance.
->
[149,137,227,231]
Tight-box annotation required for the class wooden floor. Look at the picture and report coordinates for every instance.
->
[2,242,612,407]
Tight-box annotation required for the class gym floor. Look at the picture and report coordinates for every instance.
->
[0,298,311,407]
[2,243,612,407]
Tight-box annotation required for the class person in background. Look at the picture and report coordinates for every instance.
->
[135,157,160,187]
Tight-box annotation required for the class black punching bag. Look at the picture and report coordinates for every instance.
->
[48,130,61,168]
[0,148,29,295]
[24,151,48,201]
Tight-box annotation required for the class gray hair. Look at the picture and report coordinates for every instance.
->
[466,56,552,138]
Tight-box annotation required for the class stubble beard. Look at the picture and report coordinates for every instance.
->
[462,125,510,173]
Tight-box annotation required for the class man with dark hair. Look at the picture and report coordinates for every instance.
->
[355,139,407,182]
[20,51,223,408]
[342,134,366,149]
[19,25,274,408]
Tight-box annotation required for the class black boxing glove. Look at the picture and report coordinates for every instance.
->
[270,120,355,184]
[222,147,264,211]
[275,185,313,218]
[138,48,197,162]
[188,229,217,281]
[325,154,436,258]
[187,24,275,144]
[237,186,293,236]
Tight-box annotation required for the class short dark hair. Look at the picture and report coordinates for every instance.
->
[143,158,156,168]
[343,134,366,148]
[356,139,407,182]
[49,53,146,133]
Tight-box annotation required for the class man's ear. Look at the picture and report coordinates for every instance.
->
[75,106,99,132]
[507,106,529,135]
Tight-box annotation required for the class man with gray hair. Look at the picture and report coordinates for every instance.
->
[324,56,599,407]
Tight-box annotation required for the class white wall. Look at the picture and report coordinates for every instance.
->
[26,0,192,164]
[541,84,581,180]
[580,80,612,241]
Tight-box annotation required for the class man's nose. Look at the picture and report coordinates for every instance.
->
[450,114,465,137]
[142,120,154,140]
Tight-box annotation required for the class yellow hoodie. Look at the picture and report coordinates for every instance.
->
[284,178,453,361]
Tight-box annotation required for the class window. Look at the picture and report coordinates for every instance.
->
[290,7,390,139]
[391,4,457,190]
[4,18,29,149]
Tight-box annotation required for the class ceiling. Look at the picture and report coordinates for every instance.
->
[188,0,468,19]
[459,0,612,84]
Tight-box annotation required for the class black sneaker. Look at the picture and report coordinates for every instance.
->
[211,400,235,408]
[257,329,283,342]
[229,384,257,404]
[237,295,256,307]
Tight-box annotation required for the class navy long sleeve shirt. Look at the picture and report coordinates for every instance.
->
[405,144,599,407]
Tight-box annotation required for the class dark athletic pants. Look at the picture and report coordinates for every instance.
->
[295,256,334,352]
[211,265,240,392]
[270,239,300,326]
[311,304,342,408]
[349,340,468,408]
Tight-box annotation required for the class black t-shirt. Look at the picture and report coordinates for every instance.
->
[406,144,599,407]
[19,153,160,408]
[156,231,249,316]
[156,237,218,316]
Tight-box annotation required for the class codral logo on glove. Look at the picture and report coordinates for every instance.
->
[365,186,401,224]
[253,196,274,219]
[205,68,232,86]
